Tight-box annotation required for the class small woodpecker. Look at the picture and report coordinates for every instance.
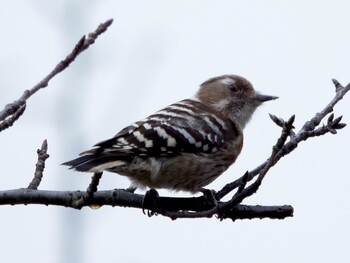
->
[63,75,277,193]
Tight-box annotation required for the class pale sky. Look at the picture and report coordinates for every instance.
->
[1,1,349,262]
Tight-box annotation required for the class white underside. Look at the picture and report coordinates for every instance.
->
[88,160,126,173]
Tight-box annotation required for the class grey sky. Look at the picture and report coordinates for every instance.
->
[1,1,349,262]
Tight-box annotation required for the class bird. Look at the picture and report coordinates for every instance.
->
[62,75,277,193]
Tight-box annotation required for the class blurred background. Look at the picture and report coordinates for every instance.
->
[1,1,349,262]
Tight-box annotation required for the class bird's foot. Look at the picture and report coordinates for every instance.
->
[142,188,160,217]
[200,188,218,208]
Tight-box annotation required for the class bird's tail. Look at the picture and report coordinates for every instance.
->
[62,154,126,173]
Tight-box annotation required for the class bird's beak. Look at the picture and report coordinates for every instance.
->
[255,94,278,102]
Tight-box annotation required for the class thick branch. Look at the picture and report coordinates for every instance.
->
[0,188,293,221]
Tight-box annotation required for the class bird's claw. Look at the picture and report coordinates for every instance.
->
[200,188,218,207]
[142,188,160,216]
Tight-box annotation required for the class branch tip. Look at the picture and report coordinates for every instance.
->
[287,114,295,126]
[104,18,114,26]
[41,139,48,152]
[332,115,343,125]
[332,78,339,85]
[269,113,284,127]
[327,113,334,123]
[332,78,343,92]
[334,123,346,129]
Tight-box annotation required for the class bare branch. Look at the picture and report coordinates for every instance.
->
[211,115,297,214]
[28,140,49,190]
[0,103,26,132]
[218,204,294,221]
[0,188,293,220]
[215,114,296,201]
[73,172,103,208]
[85,172,103,198]
[301,80,350,132]
[0,18,114,131]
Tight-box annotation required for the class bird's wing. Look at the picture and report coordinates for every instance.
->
[84,99,231,157]
[62,99,240,172]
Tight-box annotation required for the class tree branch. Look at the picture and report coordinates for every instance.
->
[0,187,293,221]
[0,18,114,132]
[216,80,349,202]
[0,103,26,132]
[27,140,49,190]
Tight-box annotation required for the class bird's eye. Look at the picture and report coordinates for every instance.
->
[228,83,239,93]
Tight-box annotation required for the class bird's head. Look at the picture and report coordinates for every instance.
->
[195,75,278,129]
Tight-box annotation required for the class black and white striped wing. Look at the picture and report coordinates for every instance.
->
[62,99,233,172]
[94,99,229,157]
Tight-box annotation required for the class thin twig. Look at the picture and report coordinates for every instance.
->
[0,19,114,129]
[218,204,294,221]
[301,80,349,132]
[73,172,103,208]
[213,118,295,214]
[225,81,350,205]
[28,140,49,190]
[217,80,349,201]
[85,172,103,199]
[0,103,26,132]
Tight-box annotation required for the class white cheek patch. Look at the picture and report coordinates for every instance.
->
[220,77,235,86]
[214,98,231,111]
